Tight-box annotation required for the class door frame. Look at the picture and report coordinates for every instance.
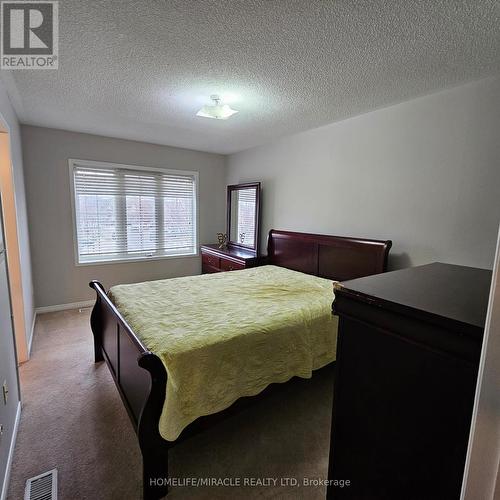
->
[0,111,28,367]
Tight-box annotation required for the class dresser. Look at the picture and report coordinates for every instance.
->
[200,244,264,273]
[327,263,491,500]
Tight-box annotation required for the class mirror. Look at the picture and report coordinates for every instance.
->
[227,182,261,253]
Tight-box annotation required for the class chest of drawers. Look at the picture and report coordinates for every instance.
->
[200,244,264,273]
[327,263,491,500]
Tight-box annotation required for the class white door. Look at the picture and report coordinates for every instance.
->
[461,225,500,499]
[0,195,19,500]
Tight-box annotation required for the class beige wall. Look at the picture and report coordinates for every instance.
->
[21,126,226,308]
[227,76,500,270]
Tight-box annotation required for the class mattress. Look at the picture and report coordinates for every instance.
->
[108,265,339,441]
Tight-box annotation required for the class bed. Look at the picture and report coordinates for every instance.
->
[89,229,391,499]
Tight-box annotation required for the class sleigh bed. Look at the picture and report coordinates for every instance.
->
[89,229,391,499]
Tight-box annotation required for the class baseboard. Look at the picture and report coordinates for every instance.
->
[35,300,94,314]
[0,401,21,500]
[27,312,36,357]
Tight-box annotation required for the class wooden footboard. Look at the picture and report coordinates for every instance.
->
[89,281,169,500]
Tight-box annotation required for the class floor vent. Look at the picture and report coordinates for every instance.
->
[24,469,57,500]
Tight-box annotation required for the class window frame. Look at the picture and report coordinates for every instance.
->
[69,158,200,266]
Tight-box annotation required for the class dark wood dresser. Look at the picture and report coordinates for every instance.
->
[200,244,264,273]
[327,263,491,500]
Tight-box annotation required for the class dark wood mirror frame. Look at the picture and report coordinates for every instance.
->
[226,182,261,255]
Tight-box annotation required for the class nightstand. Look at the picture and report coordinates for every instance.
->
[200,244,265,273]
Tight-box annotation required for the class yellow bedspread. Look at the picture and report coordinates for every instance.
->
[108,265,338,441]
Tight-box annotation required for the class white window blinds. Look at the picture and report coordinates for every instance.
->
[71,160,197,264]
[237,188,256,246]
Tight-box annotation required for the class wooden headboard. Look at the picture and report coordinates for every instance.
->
[267,229,392,281]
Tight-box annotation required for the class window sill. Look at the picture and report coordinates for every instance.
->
[75,252,200,267]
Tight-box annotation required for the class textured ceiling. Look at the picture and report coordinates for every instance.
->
[2,0,500,154]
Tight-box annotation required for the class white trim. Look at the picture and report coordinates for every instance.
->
[68,159,79,266]
[35,300,95,315]
[1,401,21,500]
[68,158,200,266]
[74,251,199,267]
[69,158,199,177]
[27,311,36,357]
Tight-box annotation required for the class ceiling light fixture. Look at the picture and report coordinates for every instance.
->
[196,95,238,120]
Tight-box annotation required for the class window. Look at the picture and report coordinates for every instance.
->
[70,160,198,264]
[236,188,256,246]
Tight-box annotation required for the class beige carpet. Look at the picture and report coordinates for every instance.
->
[7,308,334,500]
